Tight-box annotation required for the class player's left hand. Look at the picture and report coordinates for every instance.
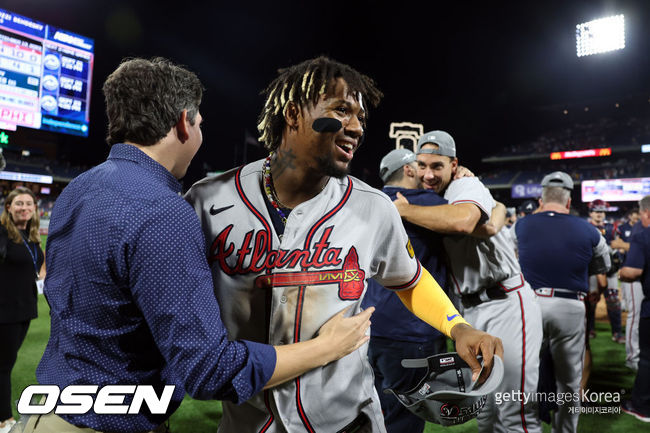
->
[454,165,475,179]
[450,323,503,384]
[393,192,410,216]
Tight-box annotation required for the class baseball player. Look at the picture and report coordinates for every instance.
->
[620,195,650,422]
[518,200,538,219]
[586,199,624,343]
[186,57,502,433]
[612,208,643,370]
[393,130,543,433]
[362,148,462,433]
[514,171,610,433]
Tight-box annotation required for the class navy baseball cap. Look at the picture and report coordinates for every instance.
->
[416,130,456,157]
[379,148,417,182]
[541,171,574,190]
[384,353,504,426]
[518,200,537,215]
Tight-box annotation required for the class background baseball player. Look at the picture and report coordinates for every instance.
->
[612,208,644,370]
[366,149,509,432]
[361,148,447,433]
[394,130,542,433]
[186,57,503,433]
[587,200,624,343]
[514,171,610,433]
[518,199,538,219]
[619,195,650,422]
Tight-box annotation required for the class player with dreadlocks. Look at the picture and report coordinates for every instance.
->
[186,56,502,432]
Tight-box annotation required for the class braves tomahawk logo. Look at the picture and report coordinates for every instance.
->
[210,225,365,300]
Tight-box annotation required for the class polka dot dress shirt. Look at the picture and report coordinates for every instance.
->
[37,143,276,433]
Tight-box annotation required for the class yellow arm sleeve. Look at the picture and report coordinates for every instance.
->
[396,267,469,338]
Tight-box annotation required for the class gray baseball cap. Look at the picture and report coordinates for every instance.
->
[416,130,456,157]
[379,148,416,182]
[541,171,574,190]
[384,353,504,426]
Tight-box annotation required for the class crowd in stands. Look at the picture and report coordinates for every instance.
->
[2,154,87,180]
[497,115,650,157]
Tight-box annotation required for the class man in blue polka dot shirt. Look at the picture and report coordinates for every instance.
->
[29,58,373,433]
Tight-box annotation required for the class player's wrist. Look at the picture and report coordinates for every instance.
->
[449,322,473,341]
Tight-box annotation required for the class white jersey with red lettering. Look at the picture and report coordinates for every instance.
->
[442,177,542,433]
[186,159,422,433]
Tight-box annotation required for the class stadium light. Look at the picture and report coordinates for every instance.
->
[576,14,625,57]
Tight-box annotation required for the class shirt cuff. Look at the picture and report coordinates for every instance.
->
[232,340,276,403]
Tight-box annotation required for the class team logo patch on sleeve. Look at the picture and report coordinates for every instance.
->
[406,239,415,259]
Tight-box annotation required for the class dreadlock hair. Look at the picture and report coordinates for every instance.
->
[257,56,383,151]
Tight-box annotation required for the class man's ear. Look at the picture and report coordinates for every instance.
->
[566,197,572,210]
[176,110,190,143]
[404,164,416,179]
[450,157,459,176]
[284,101,301,130]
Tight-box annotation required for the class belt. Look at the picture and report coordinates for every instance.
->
[461,286,508,308]
[534,288,586,301]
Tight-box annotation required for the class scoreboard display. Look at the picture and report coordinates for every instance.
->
[0,8,94,137]
[582,177,650,203]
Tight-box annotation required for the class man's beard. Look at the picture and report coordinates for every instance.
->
[316,154,350,179]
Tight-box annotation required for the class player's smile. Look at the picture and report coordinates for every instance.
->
[334,136,358,162]
[297,77,364,178]
[416,152,456,195]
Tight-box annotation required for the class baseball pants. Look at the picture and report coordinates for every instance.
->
[631,317,650,415]
[460,283,542,433]
[587,276,622,336]
[536,295,585,433]
[367,336,446,433]
[621,281,643,370]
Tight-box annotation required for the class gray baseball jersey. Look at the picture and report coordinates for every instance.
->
[442,177,522,295]
[442,177,542,433]
[186,159,421,433]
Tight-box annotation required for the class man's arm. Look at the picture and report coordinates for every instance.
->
[619,232,646,282]
[395,267,503,383]
[394,193,483,235]
[133,201,372,401]
[620,266,643,282]
[610,237,630,252]
[265,306,373,388]
[588,235,611,275]
[471,201,506,238]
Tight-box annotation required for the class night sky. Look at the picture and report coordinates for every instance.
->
[4,0,650,188]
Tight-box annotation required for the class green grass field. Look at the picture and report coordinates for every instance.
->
[10,295,647,432]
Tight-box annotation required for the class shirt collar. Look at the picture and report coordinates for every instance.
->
[108,143,182,194]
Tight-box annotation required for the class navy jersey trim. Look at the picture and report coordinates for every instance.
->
[385,260,422,291]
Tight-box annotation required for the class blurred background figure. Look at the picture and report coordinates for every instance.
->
[0,187,44,433]
[518,200,538,219]
[586,199,624,343]
[611,208,643,370]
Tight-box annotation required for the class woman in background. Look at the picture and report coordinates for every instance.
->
[0,187,44,433]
